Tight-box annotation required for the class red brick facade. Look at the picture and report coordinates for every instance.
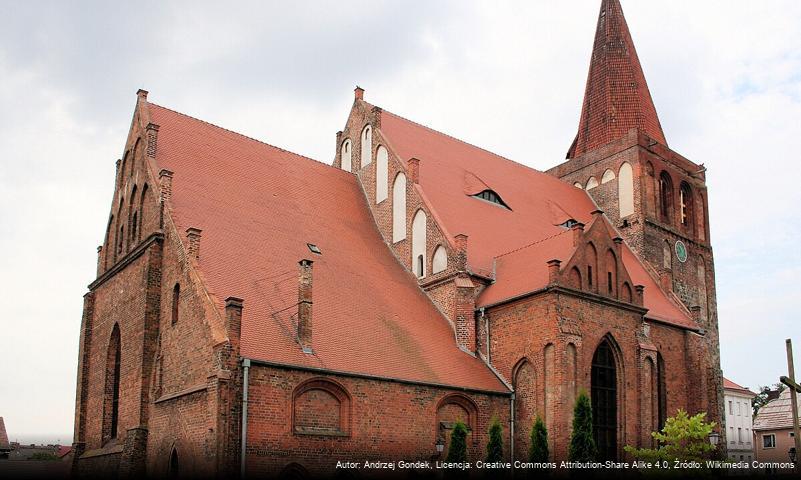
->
[73,2,724,478]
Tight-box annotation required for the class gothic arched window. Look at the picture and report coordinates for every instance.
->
[340,139,352,172]
[376,146,388,203]
[412,210,427,278]
[659,171,674,224]
[360,125,372,167]
[392,173,407,242]
[679,181,694,232]
[103,324,122,443]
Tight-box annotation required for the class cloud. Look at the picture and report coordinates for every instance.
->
[1,0,799,438]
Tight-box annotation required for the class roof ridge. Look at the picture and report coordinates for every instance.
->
[379,108,555,180]
[494,229,572,260]
[148,102,346,174]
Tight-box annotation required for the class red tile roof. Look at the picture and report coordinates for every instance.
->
[567,0,666,158]
[754,388,801,431]
[377,108,695,329]
[724,377,756,396]
[0,417,10,451]
[148,104,508,394]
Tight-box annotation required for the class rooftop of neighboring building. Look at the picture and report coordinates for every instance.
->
[724,377,757,397]
[753,388,801,431]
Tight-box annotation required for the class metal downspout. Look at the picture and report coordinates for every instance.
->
[241,358,250,479]
[510,392,515,464]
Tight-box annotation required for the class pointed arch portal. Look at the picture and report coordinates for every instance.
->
[591,339,618,460]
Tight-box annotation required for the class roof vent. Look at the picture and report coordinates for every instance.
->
[307,243,322,255]
[559,219,579,229]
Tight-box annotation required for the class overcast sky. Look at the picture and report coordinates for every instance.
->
[1,0,799,444]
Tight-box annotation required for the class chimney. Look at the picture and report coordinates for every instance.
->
[571,222,585,246]
[186,228,202,260]
[613,236,623,257]
[96,246,103,276]
[354,86,364,101]
[547,259,562,285]
[297,259,314,353]
[224,297,244,350]
[136,89,149,101]
[159,169,173,202]
[146,123,159,158]
[454,274,476,353]
[408,157,420,184]
[635,284,645,307]
[454,233,468,270]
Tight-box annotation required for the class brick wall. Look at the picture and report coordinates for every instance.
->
[244,365,510,477]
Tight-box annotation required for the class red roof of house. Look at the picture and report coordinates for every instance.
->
[723,377,756,396]
[567,0,666,158]
[0,417,10,451]
[377,108,694,329]
[754,388,800,431]
[148,104,508,393]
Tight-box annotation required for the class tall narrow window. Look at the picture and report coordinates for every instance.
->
[360,125,372,167]
[412,210,427,278]
[618,162,634,218]
[432,246,447,274]
[657,353,667,431]
[592,338,618,460]
[138,184,149,242]
[130,212,137,246]
[376,146,388,202]
[118,226,124,254]
[679,182,694,232]
[340,139,352,172]
[587,265,593,288]
[659,171,674,224]
[392,173,407,242]
[103,324,121,443]
[169,448,179,478]
[127,185,137,249]
[171,283,180,325]
[586,242,597,290]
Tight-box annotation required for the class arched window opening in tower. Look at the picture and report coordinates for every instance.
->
[659,171,674,224]
[471,189,510,209]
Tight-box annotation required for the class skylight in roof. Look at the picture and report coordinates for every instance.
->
[307,243,322,255]
[471,190,510,210]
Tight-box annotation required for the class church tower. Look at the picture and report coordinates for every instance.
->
[547,0,724,431]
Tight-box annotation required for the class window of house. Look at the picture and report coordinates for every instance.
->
[361,125,372,167]
[340,139,352,172]
[730,427,735,444]
[171,283,180,325]
[738,427,743,443]
[762,434,775,448]
[679,182,693,229]
[659,171,674,224]
[729,401,733,415]
[472,189,510,209]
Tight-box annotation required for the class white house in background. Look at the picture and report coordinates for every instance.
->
[724,377,756,464]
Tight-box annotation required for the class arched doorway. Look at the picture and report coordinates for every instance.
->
[168,448,179,478]
[591,339,618,459]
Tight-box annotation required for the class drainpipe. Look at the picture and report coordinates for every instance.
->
[240,358,251,479]
[510,392,515,464]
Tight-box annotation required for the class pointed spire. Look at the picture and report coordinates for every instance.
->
[567,0,667,158]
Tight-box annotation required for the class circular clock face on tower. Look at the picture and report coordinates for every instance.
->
[675,240,688,263]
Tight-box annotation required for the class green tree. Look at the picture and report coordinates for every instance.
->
[485,417,504,462]
[624,409,716,466]
[446,421,468,463]
[529,415,549,463]
[568,390,597,462]
[752,384,786,417]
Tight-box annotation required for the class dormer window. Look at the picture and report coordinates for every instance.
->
[472,190,510,209]
[560,219,579,229]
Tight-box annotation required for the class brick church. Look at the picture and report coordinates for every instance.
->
[72,0,724,477]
